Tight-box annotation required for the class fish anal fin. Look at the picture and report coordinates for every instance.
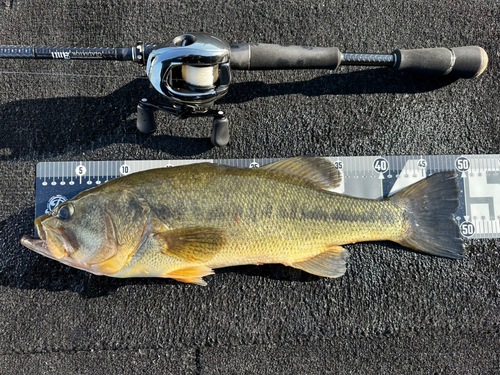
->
[154,227,226,263]
[291,246,349,278]
[164,265,215,286]
[262,156,342,191]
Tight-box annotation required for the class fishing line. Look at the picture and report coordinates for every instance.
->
[0,70,147,79]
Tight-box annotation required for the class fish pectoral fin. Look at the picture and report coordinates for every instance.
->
[154,227,227,263]
[164,265,215,286]
[291,246,349,278]
[261,156,342,191]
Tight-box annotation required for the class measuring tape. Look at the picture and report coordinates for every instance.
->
[35,155,500,240]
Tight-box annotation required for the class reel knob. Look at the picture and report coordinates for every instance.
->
[211,116,229,147]
[136,100,156,134]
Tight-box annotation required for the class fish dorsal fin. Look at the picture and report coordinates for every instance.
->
[165,265,215,286]
[154,227,226,263]
[261,156,342,191]
[291,245,349,278]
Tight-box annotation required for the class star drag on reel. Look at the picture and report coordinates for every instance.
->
[0,33,489,147]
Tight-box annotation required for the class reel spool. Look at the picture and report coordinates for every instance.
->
[138,33,231,146]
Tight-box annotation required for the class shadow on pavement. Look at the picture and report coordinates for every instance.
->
[0,69,457,159]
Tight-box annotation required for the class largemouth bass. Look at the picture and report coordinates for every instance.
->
[21,157,463,285]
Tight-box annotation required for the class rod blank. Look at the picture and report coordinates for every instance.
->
[0,42,488,78]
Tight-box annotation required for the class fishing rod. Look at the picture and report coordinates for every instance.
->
[0,33,488,146]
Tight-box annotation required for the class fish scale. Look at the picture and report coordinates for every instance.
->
[135,168,399,267]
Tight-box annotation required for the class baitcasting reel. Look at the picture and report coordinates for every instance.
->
[0,33,489,146]
[138,33,232,146]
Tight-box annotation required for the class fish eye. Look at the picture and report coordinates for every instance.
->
[57,204,74,221]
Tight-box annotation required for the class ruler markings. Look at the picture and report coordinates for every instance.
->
[34,155,500,239]
[420,154,423,178]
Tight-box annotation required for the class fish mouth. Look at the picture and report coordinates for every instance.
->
[21,221,106,276]
[20,235,59,261]
[21,217,49,255]
[20,234,104,275]
[21,218,67,261]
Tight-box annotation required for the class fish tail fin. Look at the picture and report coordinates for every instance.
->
[390,171,464,259]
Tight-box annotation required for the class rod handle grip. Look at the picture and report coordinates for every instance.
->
[230,43,341,70]
[393,46,488,78]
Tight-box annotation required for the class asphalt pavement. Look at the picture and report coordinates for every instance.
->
[0,1,499,374]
